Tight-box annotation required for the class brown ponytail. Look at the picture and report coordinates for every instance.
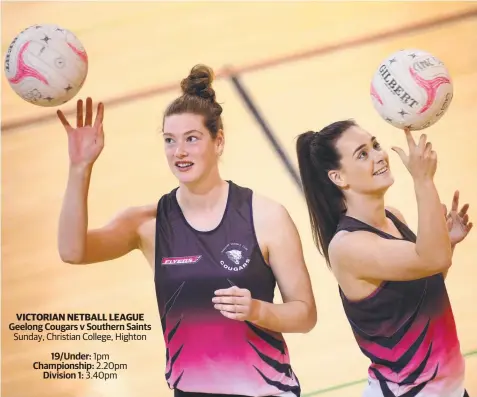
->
[296,120,357,266]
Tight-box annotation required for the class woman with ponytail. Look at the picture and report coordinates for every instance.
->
[295,122,349,265]
[296,121,472,397]
[55,64,316,397]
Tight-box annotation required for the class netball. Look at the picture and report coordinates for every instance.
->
[370,49,453,131]
[4,24,88,107]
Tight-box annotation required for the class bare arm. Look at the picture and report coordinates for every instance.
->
[333,130,450,281]
[330,176,452,282]
[250,197,317,333]
[413,179,452,270]
[442,245,456,280]
[58,165,93,263]
[388,190,474,282]
[331,228,450,282]
[59,168,154,264]
[388,205,450,280]
[212,196,317,332]
[56,97,154,264]
[389,205,454,277]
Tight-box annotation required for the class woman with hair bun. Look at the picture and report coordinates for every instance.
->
[56,64,316,397]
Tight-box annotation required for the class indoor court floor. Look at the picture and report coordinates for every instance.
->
[2,2,477,397]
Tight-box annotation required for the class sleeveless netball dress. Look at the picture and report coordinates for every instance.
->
[336,210,466,397]
[154,181,301,397]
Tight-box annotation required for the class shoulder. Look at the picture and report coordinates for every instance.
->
[252,192,291,224]
[111,204,157,228]
[385,206,407,225]
[250,193,304,265]
[121,203,157,218]
[251,192,300,248]
[328,229,379,268]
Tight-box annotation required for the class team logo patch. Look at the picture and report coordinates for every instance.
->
[220,243,250,272]
[161,255,202,265]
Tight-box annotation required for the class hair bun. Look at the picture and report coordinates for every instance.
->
[181,64,216,102]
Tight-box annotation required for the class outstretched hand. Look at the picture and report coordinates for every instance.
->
[57,97,104,168]
[443,190,473,246]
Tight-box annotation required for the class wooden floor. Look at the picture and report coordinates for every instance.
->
[2,2,477,397]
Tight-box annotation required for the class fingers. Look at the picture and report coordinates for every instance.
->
[442,204,448,217]
[418,133,427,152]
[213,287,249,308]
[219,310,242,321]
[403,127,416,148]
[450,190,469,218]
[429,149,437,162]
[214,303,247,314]
[459,203,469,217]
[424,141,432,157]
[76,99,83,128]
[214,286,246,297]
[213,287,251,319]
[85,97,93,126]
[58,98,103,132]
[56,109,71,129]
[95,123,105,147]
[391,146,407,162]
[413,133,433,158]
[213,295,248,318]
[94,102,104,129]
[467,222,474,233]
[212,295,247,306]
[452,190,460,212]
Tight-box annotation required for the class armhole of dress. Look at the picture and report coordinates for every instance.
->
[153,197,164,282]
[385,209,416,242]
[248,191,272,270]
[385,209,402,226]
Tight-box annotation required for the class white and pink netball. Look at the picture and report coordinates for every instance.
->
[4,24,88,107]
[370,49,453,131]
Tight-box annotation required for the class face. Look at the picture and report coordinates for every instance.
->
[162,113,224,185]
[328,126,394,194]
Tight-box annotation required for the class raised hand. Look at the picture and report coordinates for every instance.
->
[443,190,473,246]
[392,128,437,182]
[57,97,104,168]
